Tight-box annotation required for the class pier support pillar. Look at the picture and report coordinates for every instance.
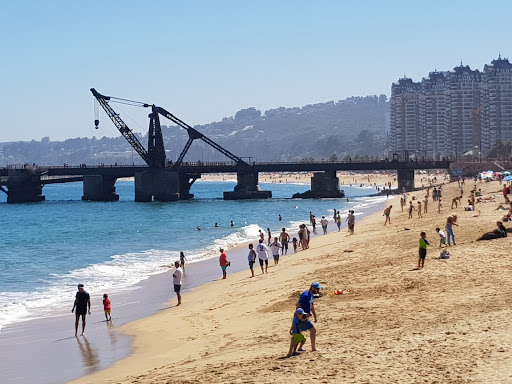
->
[6,169,45,203]
[81,175,119,201]
[135,170,199,202]
[397,169,415,192]
[292,171,344,198]
[223,172,272,200]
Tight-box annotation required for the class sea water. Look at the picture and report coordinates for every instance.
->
[0,179,388,332]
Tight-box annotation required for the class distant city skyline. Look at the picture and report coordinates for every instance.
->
[1,0,511,142]
[390,55,512,156]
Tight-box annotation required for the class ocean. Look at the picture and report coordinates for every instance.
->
[0,178,387,333]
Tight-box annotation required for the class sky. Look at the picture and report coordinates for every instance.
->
[1,0,511,142]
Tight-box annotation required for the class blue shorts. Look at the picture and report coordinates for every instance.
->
[221,266,227,272]
[273,254,280,261]
[298,319,315,331]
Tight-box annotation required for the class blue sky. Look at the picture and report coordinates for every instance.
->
[1,0,510,141]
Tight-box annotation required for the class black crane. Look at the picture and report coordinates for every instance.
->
[91,88,248,168]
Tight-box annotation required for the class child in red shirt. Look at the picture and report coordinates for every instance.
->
[103,293,112,321]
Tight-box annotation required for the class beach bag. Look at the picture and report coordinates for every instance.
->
[292,333,306,343]
[440,250,450,259]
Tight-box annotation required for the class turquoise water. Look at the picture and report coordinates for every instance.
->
[0,179,386,331]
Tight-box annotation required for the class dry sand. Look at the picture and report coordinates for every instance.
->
[70,178,512,384]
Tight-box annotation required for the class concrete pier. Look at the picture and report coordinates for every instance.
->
[292,171,344,198]
[223,172,272,200]
[397,169,415,192]
[81,175,119,201]
[135,170,198,202]
[5,169,45,203]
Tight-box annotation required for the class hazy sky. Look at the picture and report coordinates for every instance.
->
[1,0,510,142]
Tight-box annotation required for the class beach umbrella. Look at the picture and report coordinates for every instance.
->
[495,172,501,176]
[503,175,512,181]
[481,172,494,179]
[503,171,511,176]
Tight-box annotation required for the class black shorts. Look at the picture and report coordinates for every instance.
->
[249,261,255,269]
[259,259,268,266]
[174,284,181,293]
[75,308,87,316]
[273,254,280,261]
[281,240,288,249]
[419,248,427,259]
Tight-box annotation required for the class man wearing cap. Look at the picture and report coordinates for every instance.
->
[296,281,322,351]
[72,284,91,336]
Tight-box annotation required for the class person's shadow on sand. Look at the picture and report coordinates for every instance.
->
[76,335,100,375]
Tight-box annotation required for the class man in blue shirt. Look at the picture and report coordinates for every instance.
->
[296,281,322,351]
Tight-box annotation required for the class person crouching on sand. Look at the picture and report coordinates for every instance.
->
[418,231,430,269]
[383,205,392,225]
[287,308,309,357]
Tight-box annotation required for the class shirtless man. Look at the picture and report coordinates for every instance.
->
[383,205,392,225]
[279,228,290,255]
[417,201,422,218]
[423,196,428,213]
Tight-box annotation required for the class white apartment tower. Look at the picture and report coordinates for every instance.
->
[390,78,421,153]
[420,71,450,156]
[481,56,512,152]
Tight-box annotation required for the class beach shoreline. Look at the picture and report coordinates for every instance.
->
[67,177,512,384]
[1,178,390,384]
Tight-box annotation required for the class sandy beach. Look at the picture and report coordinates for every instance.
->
[67,176,512,384]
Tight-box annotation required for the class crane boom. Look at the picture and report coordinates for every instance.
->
[153,106,248,166]
[91,88,150,165]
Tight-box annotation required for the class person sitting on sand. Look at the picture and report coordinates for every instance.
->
[287,308,309,357]
[477,221,508,241]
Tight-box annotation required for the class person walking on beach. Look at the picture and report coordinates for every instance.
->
[270,237,282,265]
[256,239,269,274]
[179,251,187,271]
[311,215,316,232]
[103,293,112,321]
[320,216,328,235]
[72,283,91,336]
[219,248,229,279]
[424,196,428,214]
[173,261,183,305]
[417,201,422,218]
[267,228,272,245]
[248,243,257,278]
[259,229,265,243]
[346,210,355,234]
[418,231,430,269]
[438,198,443,214]
[279,228,290,255]
[383,205,392,225]
[296,282,322,352]
[303,224,311,249]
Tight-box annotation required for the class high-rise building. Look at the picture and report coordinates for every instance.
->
[420,71,450,156]
[481,56,512,152]
[390,78,421,153]
[390,56,512,157]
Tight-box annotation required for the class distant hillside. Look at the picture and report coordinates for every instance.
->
[0,95,389,166]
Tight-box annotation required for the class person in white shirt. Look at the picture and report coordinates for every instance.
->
[270,237,282,266]
[256,239,269,274]
[320,216,328,235]
[172,261,183,306]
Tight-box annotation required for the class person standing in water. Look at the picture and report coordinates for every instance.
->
[179,251,187,271]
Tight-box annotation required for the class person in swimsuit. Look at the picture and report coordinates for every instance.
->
[279,228,290,255]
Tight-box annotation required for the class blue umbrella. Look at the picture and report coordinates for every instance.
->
[503,175,512,181]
